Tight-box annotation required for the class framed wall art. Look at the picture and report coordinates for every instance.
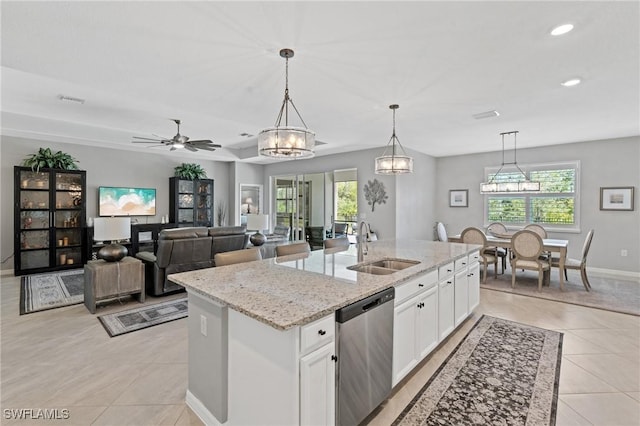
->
[600,186,634,211]
[449,189,468,207]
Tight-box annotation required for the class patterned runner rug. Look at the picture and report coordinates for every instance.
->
[20,269,84,314]
[393,315,563,426]
[98,297,188,337]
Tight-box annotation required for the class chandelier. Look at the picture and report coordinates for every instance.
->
[258,48,315,159]
[374,104,414,174]
[480,131,541,194]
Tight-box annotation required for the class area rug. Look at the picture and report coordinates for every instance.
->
[20,269,84,314]
[481,269,640,316]
[393,315,562,426]
[98,297,188,337]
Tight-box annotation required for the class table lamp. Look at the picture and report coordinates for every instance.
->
[93,217,131,261]
[246,214,269,246]
[244,197,253,214]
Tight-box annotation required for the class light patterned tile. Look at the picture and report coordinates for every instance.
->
[565,353,640,392]
[560,393,640,426]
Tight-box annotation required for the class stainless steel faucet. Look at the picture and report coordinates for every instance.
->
[357,221,368,262]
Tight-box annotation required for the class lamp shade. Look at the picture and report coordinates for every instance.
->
[246,214,269,232]
[93,217,131,242]
[258,126,315,158]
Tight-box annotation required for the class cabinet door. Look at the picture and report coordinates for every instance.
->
[416,286,439,360]
[300,342,335,426]
[468,262,480,312]
[392,297,418,386]
[438,279,455,340]
[454,269,469,326]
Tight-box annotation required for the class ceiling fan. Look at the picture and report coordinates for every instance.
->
[132,119,221,152]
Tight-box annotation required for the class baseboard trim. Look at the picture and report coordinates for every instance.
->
[1,268,15,277]
[186,390,221,426]
[589,267,640,281]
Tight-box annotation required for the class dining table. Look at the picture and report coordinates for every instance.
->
[448,232,570,290]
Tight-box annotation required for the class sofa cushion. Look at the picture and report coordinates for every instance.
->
[208,226,247,237]
[159,227,208,240]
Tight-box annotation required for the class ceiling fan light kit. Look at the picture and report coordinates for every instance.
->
[258,48,315,159]
[374,104,414,175]
[480,130,541,194]
[132,119,221,152]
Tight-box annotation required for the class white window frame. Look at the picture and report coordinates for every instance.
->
[483,160,581,233]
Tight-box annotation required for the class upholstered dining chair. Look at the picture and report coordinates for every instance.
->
[460,227,498,283]
[214,247,262,267]
[276,241,311,257]
[551,229,594,291]
[486,222,508,237]
[324,237,350,249]
[524,224,551,260]
[485,222,509,273]
[524,224,548,239]
[435,222,448,242]
[510,230,550,291]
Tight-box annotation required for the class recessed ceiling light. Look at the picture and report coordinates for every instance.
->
[551,23,574,36]
[561,78,582,87]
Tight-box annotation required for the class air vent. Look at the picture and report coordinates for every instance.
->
[473,110,499,120]
[57,95,85,104]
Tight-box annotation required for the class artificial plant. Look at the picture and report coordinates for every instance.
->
[174,163,207,180]
[22,147,79,171]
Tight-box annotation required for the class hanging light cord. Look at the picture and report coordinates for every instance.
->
[383,104,407,156]
[274,52,309,129]
[487,131,528,183]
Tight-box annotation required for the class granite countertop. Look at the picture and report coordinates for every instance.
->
[169,239,480,331]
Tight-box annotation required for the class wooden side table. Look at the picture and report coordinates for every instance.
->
[84,256,145,314]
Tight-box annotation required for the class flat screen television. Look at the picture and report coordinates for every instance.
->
[98,186,156,217]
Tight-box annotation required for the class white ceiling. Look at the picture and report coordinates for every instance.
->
[2,1,638,164]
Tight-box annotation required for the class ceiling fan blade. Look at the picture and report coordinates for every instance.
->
[133,136,164,142]
[194,145,219,152]
[188,139,214,144]
[184,144,198,152]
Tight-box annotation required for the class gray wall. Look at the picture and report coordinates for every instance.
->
[1,136,230,271]
[435,136,640,273]
[230,162,265,226]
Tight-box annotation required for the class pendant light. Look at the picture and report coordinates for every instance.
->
[480,131,541,193]
[258,48,315,159]
[374,104,414,174]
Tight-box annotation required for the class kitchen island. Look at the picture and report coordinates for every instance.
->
[169,239,481,426]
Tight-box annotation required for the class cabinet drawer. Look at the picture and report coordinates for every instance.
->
[454,256,468,271]
[395,270,438,305]
[300,314,335,355]
[469,250,480,263]
[438,262,454,279]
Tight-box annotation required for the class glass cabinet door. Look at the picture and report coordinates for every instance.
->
[14,167,86,275]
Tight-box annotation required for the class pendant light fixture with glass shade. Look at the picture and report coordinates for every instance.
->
[258,48,315,159]
[374,104,414,174]
[480,131,541,194]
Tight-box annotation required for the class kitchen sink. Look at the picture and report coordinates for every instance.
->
[347,258,420,275]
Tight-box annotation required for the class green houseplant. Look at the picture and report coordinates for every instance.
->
[174,163,207,180]
[22,147,79,171]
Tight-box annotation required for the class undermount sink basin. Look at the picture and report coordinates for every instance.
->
[347,258,420,275]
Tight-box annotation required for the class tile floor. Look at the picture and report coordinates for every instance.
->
[1,271,639,425]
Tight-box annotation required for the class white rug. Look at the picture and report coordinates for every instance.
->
[20,269,85,314]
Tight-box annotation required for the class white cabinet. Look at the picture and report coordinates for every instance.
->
[438,261,455,341]
[392,272,438,386]
[300,341,335,426]
[300,315,336,426]
[468,259,480,312]
[416,286,439,359]
[454,268,468,326]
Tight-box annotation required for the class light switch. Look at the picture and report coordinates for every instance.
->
[200,314,207,336]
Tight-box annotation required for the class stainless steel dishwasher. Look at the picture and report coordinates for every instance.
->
[336,287,395,426]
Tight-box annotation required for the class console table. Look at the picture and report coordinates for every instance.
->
[85,222,177,261]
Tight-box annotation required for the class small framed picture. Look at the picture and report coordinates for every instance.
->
[600,186,634,211]
[449,189,468,207]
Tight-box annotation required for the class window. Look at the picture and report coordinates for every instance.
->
[484,161,580,231]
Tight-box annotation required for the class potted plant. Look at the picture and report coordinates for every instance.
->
[22,147,79,171]
[174,163,207,180]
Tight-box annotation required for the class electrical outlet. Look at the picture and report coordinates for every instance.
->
[621,249,628,257]
[200,314,207,336]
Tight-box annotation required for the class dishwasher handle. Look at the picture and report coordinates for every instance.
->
[335,287,395,323]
